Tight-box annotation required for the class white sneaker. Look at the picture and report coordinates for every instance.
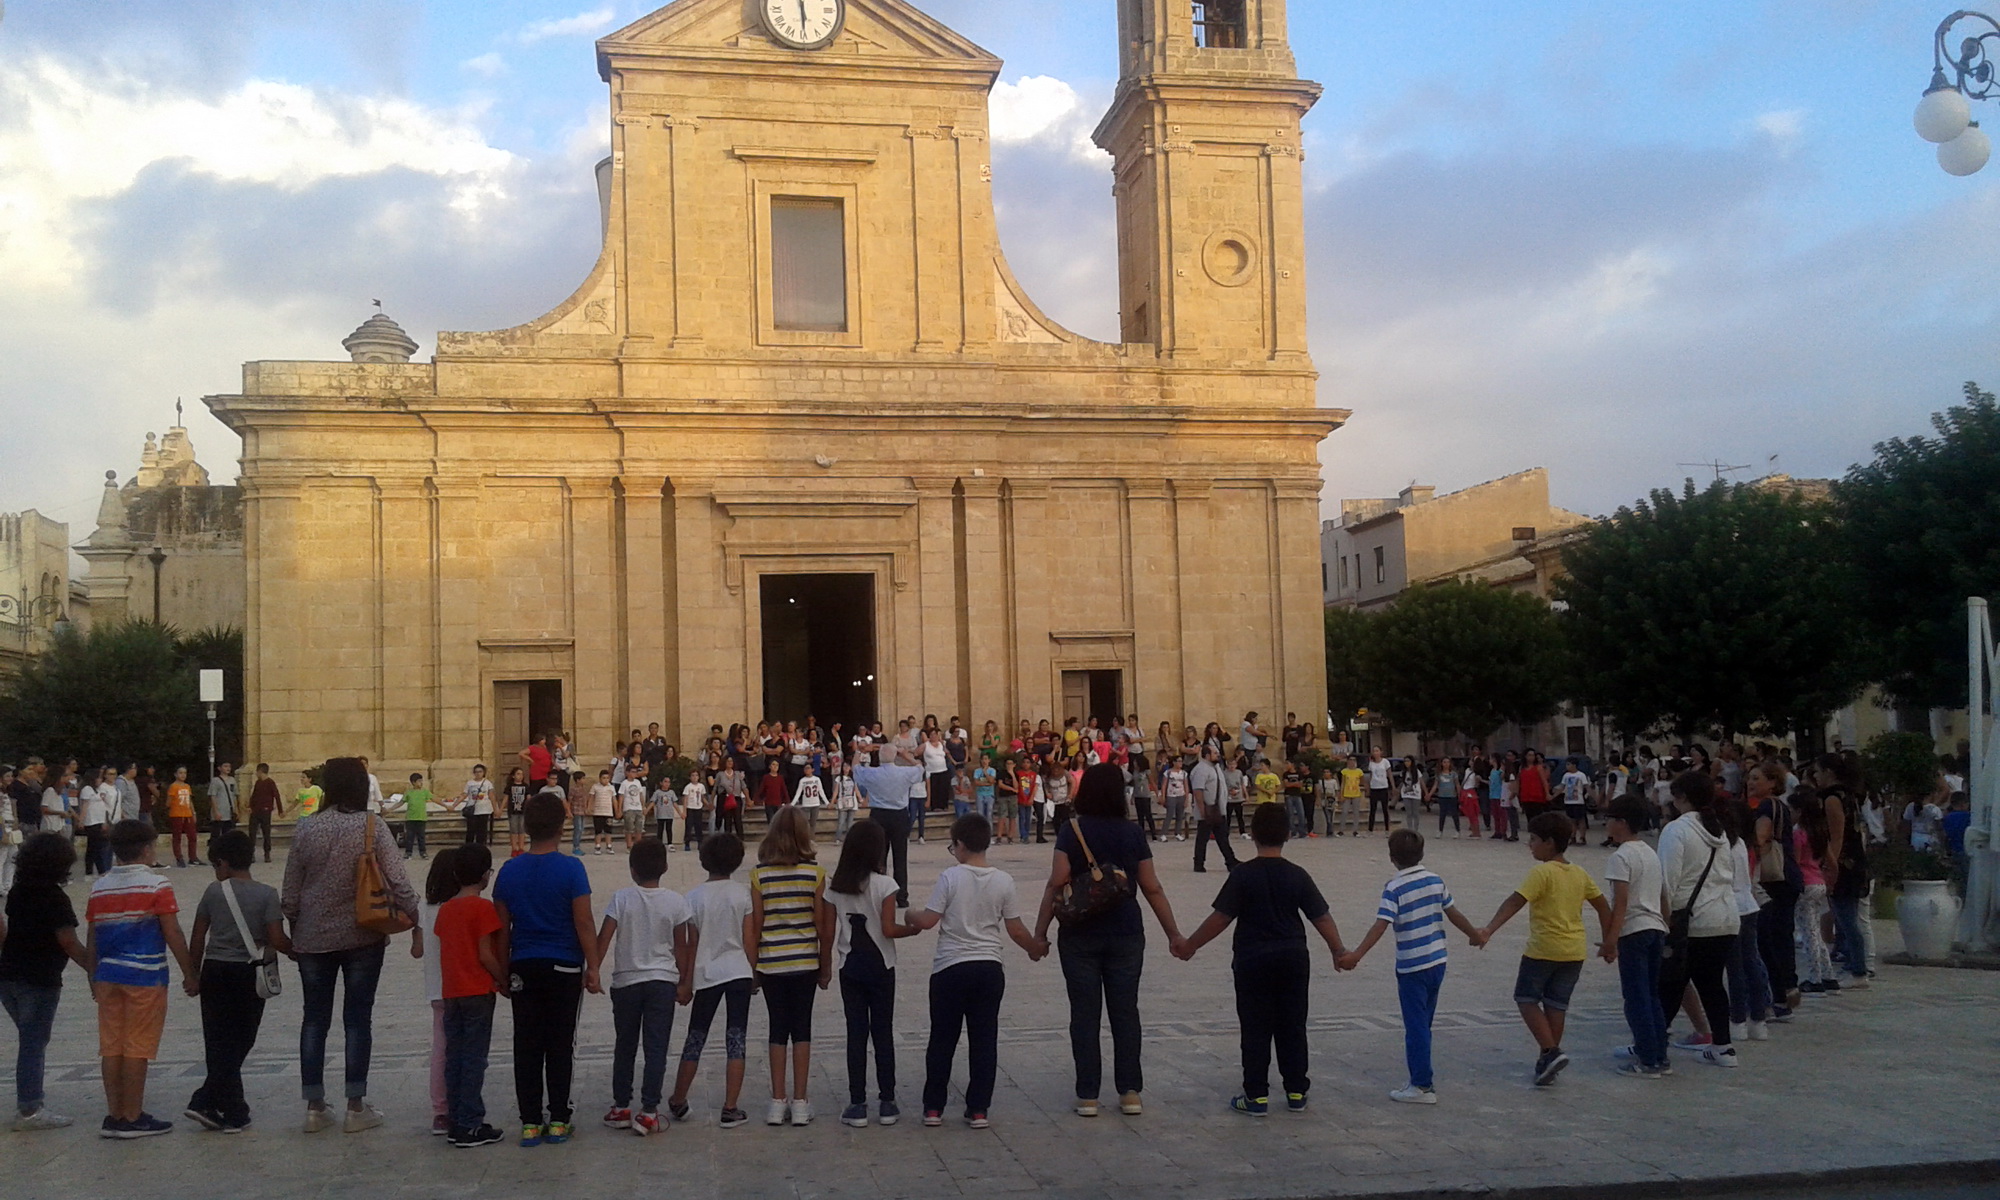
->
[766,1099,791,1126]
[1611,1045,1638,1060]
[1699,1047,1739,1069]
[1388,1086,1437,1105]
[1747,1021,1770,1041]
[789,1100,813,1127]
[12,1109,73,1131]
[342,1104,384,1133]
[303,1106,335,1134]
[1729,1021,1748,1042]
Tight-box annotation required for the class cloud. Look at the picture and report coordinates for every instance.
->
[514,7,617,44]
[1755,107,1807,145]
[989,75,1110,165]
[461,52,507,78]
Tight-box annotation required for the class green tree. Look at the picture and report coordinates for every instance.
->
[1365,580,1567,741]
[1556,479,1866,741]
[1839,381,2000,708]
[0,620,243,772]
[1324,605,1378,729]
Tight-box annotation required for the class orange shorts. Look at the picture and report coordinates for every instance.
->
[96,983,168,1060]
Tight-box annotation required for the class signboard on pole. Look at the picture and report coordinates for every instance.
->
[199,669,224,704]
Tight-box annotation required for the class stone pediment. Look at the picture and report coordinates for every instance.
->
[598,0,999,69]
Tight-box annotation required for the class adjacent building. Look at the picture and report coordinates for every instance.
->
[77,426,246,634]
[0,510,82,679]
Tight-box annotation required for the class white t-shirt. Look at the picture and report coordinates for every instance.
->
[80,784,109,828]
[604,885,690,987]
[828,872,900,972]
[924,864,1022,973]
[420,901,445,1004]
[591,782,617,817]
[620,778,647,814]
[834,777,859,810]
[1367,758,1391,789]
[464,778,494,816]
[366,774,384,812]
[1560,771,1589,806]
[921,741,948,773]
[685,879,753,990]
[793,776,827,808]
[1905,802,1943,849]
[681,781,707,811]
[1163,768,1188,799]
[1603,839,1667,937]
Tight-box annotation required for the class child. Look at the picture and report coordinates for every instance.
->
[668,832,754,1128]
[747,806,831,1126]
[436,843,507,1148]
[596,838,692,1137]
[165,766,196,868]
[1601,797,1670,1078]
[759,762,789,823]
[621,771,648,850]
[907,814,1042,1128]
[402,772,434,860]
[1560,759,1591,833]
[591,769,619,856]
[0,833,94,1131]
[650,777,678,849]
[1016,767,1040,845]
[1474,812,1614,1086]
[1162,760,1189,841]
[826,822,915,1127]
[833,764,860,845]
[1178,804,1345,1117]
[1334,829,1483,1104]
[682,768,710,848]
[86,818,195,1137]
[294,769,323,819]
[492,795,598,1147]
[794,764,829,839]
[418,847,460,1135]
[184,830,291,1132]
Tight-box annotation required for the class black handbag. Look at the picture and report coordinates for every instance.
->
[1054,819,1135,924]
[1663,846,1717,962]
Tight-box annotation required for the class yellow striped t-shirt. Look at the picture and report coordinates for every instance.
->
[751,863,825,975]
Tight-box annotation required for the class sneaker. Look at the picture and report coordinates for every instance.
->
[922,1110,944,1127]
[1285,1093,1307,1112]
[1229,1095,1268,1117]
[1747,1020,1770,1041]
[668,1099,691,1123]
[303,1106,335,1134]
[718,1108,749,1129]
[966,1111,989,1129]
[631,1111,662,1137]
[1768,1006,1794,1023]
[1611,1045,1639,1060]
[877,1100,900,1126]
[1800,981,1825,997]
[543,1121,572,1144]
[841,1104,870,1128]
[99,1116,125,1139]
[1843,976,1871,991]
[519,1124,544,1147]
[431,1114,451,1136]
[1613,1062,1662,1080]
[12,1109,73,1132]
[182,1107,224,1131]
[1671,1033,1713,1052]
[452,1123,505,1148]
[603,1106,632,1130]
[1533,1049,1569,1086]
[790,1100,813,1126]
[767,1099,791,1126]
[1119,1092,1143,1116]
[219,1118,249,1134]
[121,1113,173,1139]
[1729,1022,1748,1042]
[1388,1086,1438,1104]
[1699,1046,1740,1069]
[1073,1100,1099,1118]
[343,1104,384,1133]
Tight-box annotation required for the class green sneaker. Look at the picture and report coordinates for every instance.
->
[1285,1093,1307,1112]
[1228,1095,1268,1118]
[519,1124,543,1148]
[543,1121,573,1144]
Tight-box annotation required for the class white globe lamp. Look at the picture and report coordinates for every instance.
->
[1940,122,1992,175]
[1916,74,1973,142]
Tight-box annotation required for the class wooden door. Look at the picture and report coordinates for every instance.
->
[495,682,529,770]
[1061,671,1090,727]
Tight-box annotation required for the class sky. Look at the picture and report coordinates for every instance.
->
[2,0,1996,540]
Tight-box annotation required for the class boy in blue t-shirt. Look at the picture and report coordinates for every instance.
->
[1336,830,1483,1104]
[492,795,597,1147]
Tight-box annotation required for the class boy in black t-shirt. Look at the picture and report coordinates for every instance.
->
[1178,805,1346,1117]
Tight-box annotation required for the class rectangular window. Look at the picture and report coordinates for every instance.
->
[1373,546,1386,584]
[1338,556,1348,590]
[1193,0,1246,48]
[771,196,847,332]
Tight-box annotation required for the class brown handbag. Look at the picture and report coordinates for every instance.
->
[354,813,413,935]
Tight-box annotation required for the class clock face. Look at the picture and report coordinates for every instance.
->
[761,0,844,50]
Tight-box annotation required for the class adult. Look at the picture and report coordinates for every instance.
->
[281,756,419,1133]
[1365,746,1393,833]
[207,762,240,849]
[1656,771,1739,1068]
[1031,764,1185,1117]
[1815,753,1872,991]
[1238,712,1266,770]
[1189,746,1238,872]
[853,751,926,907]
[1747,762,1801,1012]
[519,735,553,792]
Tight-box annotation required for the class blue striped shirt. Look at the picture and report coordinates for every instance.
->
[1377,866,1453,975]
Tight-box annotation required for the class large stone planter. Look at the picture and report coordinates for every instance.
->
[1896,879,1963,960]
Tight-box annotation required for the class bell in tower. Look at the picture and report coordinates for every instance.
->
[1093,0,1320,374]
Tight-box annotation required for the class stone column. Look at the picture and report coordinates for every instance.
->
[1126,478,1184,731]
[1005,480,1052,724]
[958,477,1009,726]
[431,478,485,767]
[913,476,961,719]
[669,478,743,748]
[1273,478,1328,725]
[1170,478,1216,726]
[569,477,620,751]
[377,477,435,766]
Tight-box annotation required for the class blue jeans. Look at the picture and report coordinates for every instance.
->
[1057,929,1145,1099]
[1394,964,1445,1089]
[0,979,60,1112]
[1726,913,1773,1023]
[610,980,677,1112]
[1284,794,1306,838]
[1830,894,1868,979]
[1616,929,1669,1069]
[297,941,387,1103]
[571,810,584,852]
[442,993,495,1130]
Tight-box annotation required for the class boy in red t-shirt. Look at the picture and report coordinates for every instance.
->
[435,843,506,1148]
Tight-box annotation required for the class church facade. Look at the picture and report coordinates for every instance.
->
[205,0,1343,774]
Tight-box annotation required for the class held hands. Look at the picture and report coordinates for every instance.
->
[818,964,833,990]
[1167,935,1191,961]
[1598,941,1617,964]
[584,965,602,995]
[182,975,200,998]
[1334,951,1361,972]
[677,981,693,1006]
[1469,927,1492,950]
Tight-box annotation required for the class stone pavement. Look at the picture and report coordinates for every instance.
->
[7,821,1999,1200]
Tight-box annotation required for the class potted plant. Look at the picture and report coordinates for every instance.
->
[1874,842,1960,959]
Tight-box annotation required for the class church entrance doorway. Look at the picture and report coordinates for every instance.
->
[760,573,876,731]
[1061,670,1123,730]
[494,679,563,769]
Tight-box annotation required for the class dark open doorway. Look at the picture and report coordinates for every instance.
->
[1060,669,1123,729]
[761,573,876,731]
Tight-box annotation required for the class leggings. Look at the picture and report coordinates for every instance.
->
[1726,912,1772,1023]
[463,813,491,845]
[1795,884,1832,984]
[680,979,752,1064]
[840,965,897,1105]
[760,972,817,1046]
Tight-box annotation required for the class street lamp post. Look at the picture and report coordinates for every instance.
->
[148,544,166,624]
[1914,10,2000,174]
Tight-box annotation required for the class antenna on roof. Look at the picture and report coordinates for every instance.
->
[1675,459,1753,482]
[175,397,183,425]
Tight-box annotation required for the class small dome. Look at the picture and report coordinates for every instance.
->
[342,311,420,364]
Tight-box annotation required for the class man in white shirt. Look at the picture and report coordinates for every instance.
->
[1189,746,1237,872]
[855,750,927,907]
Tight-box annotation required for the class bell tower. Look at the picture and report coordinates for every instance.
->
[1093,0,1320,370]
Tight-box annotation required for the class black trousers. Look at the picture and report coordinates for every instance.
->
[1368,788,1393,830]
[248,811,273,859]
[190,960,265,1125]
[509,958,584,1125]
[869,807,913,906]
[923,960,1004,1116]
[1194,816,1239,870]
[1235,952,1311,1100]
[464,813,492,845]
[1659,933,1734,1048]
[1757,881,1800,1000]
[840,965,897,1105]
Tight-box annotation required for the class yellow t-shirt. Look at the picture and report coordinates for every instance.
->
[1515,859,1604,962]
[296,785,323,816]
[1339,767,1365,800]
[1252,771,1281,804]
[166,782,194,819]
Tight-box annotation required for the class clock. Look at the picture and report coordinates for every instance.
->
[760,0,844,50]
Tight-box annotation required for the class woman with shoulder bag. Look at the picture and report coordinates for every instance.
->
[1030,765,1185,1118]
[1655,772,1739,1068]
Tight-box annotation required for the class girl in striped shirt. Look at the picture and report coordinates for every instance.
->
[745,807,831,1127]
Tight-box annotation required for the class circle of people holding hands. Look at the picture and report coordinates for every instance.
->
[0,713,1910,1151]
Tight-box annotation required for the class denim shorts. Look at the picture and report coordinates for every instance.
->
[1513,956,1583,1011]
